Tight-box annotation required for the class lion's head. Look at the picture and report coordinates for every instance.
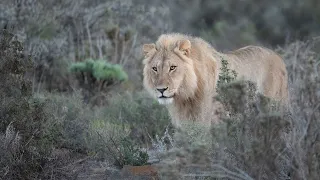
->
[142,35,198,105]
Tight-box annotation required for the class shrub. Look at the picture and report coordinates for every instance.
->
[156,47,291,180]
[53,90,171,168]
[70,58,128,85]
[69,58,128,105]
[112,138,149,168]
[85,118,149,168]
[211,80,291,179]
[276,39,320,179]
[157,39,320,180]
[0,29,50,179]
[96,91,172,146]
[36,91,149,174]
[157,81,291,180]
[38,91,94,152]
[216,56,238,113]
[28,90,170,171]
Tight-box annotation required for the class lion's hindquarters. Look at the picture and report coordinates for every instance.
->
[228,47,289,105]
[260,53,289,107]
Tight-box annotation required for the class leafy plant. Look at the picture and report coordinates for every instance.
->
[91,130,149,168]
[115,138,149,167]
[216,56,239,113]
[217,56,238,87]
[92,60,128,82]
[70,58,128,82]
[69,58,128,104]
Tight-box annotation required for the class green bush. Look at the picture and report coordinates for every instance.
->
[116,138,149,167]
[69,59,128,105]
[107,137,149,168]
[92,60,128,82]
[216,56,238,88]
[70,58,128,82]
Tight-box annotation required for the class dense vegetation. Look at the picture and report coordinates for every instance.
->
[0,0,319,179]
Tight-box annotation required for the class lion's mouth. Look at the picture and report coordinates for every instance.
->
[158,95,174,99]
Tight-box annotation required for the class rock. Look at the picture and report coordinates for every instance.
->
[107,165,159,180]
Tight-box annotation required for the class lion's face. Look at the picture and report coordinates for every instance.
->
[142,39,198,105]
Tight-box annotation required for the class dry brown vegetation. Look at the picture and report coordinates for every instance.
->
[0,0,319,179]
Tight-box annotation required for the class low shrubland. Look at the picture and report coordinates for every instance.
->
[156,39,320,180]
[0,29,50,179]
[0,29,171,178]
[1,0,319,178]
[1,29,319,179]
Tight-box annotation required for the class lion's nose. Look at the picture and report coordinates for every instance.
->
[157,87,168,94]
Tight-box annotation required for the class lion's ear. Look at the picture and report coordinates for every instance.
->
[177,40,191,56]
[143,43,156,57]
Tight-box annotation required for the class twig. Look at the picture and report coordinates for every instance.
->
[122,33,137,66]
[96,132,123,167]
[86,21,94,58]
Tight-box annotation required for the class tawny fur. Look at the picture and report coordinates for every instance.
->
[142,33,288,128]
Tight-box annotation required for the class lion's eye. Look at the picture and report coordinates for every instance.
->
[170,66,176,71]
[152,67,157,71]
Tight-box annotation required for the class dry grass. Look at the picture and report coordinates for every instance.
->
[276,39,320,180]
[1,1,320,179]
[154,39,320,180]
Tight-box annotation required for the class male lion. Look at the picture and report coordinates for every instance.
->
[142,33,288,128]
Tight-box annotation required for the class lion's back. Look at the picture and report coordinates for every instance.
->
[225,45,288,104]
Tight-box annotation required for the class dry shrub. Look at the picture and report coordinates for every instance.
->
[157,80,291,180]
[276,39,320,180]
[156,39,320,180]
[0,29,50,179]
[210,80,291,180]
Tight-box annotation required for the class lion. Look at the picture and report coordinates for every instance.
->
[142,33,288,128]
